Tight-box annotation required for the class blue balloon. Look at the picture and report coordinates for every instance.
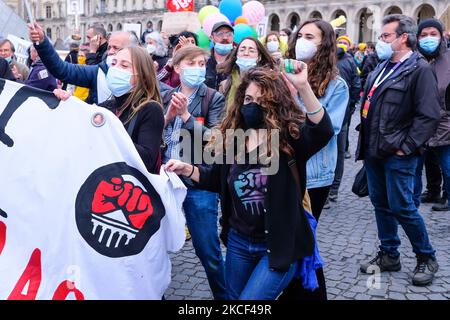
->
[233,23,257,44]
[219,0,243,23]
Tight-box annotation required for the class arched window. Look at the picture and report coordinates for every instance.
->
[117,23,122,31]
[269,14,280,32]
[287,13,300,30]
[384,6,402,16]
[416,4,436,24]
[309,11,323,19]
[108,24,113,32]
[331,9,347,36]
[358,8,373,42]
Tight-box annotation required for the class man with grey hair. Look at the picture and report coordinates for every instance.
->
[28,22,140,104]
[356,14,441,286]
[0,39,29,81]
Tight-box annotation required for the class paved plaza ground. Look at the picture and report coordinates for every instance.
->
[166,116,450,300]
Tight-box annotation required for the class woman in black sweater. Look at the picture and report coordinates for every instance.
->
[166,66,334,299]
[54,46,164,174]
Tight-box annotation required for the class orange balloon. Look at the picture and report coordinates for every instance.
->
[234,16,249,25]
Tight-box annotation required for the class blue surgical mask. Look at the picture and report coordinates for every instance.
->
[215,43,233,56]
[5,57,12,64]
[106,67,134,97]
[375,40,395,60]
[419,37,440,54]
[236,57,257,71]
[181,67,206,88]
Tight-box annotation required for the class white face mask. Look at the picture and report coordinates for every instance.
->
[295,37,318,61]
[267,41,280,53]
[146,44,156,55]
[106,55,113,67]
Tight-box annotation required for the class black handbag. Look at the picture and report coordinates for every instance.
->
[352,165,369,197]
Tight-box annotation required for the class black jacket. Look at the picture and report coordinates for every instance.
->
[86,42,108,66]
[356,52,441,160]
[337,49,361,123]
[424,41,450,148]
[360,52,380,92]
[100,94,164,174]
[205,49,229,91]
[195,112,334,271]
[0,57,15,81]
[337,49,361,105]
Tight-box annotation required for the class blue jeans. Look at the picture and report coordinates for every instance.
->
[365,154,435,258]
[225,229,298,300]
[414,146,450,207]
[183,187,227,300]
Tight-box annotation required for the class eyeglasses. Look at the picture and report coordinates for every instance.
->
[377,32,397,41]
[238,47,258,55]
[214,31,233,39]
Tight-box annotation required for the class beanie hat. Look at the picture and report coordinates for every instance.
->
[417,18,444,59]
[418,18,444,36]
[336,35,352,46]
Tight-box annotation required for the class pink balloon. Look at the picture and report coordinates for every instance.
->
[202,13,230,37]
[242,1,265,26]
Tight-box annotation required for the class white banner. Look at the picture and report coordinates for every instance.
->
[0,80,186,300]
[66,0,84,15]
[6,35,31,66]
[123,23,142,38]
[256,16,269,38]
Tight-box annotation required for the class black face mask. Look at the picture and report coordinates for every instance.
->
[240,102,265,129]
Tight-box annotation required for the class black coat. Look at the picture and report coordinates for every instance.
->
[205,49,229,91]
[86,42,108,66]
[100,94,165,174]
[360,52,380,92]
[0,57,15,81]
[195,112,334,271]
[337,49,361,105]
[356,52,441,160]
[337,49,361,124]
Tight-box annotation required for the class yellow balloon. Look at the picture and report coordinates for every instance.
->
[199,6,220,25]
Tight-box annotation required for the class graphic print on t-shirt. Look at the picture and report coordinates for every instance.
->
[233,169,268,216]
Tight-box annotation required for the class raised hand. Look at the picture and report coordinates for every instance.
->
[28,22,45,44]
[281,59,309,91]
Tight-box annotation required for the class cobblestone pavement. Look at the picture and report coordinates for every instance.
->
[166,115,450,300]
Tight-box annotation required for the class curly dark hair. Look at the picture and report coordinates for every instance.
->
[213,67,305,158]
[287,19,339,97]
[217,37,276,75]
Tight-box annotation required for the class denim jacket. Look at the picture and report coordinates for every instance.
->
[297,76,349,189]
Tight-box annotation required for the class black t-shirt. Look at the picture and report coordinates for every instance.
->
[227,158,269,239]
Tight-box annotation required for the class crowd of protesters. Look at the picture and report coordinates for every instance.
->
[0,11,448,300]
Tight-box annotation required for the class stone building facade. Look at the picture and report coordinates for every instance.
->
[5,0,450,47]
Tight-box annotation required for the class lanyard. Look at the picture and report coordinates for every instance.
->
[362,52,412,119]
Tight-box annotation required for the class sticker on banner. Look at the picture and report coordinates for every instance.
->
[91,112,105,127]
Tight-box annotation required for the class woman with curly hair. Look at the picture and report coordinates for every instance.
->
[166,66,334,299]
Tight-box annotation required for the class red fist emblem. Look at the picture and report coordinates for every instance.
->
[91,177,154,229]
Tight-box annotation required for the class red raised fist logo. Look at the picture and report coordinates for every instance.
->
[91,177,154,229]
